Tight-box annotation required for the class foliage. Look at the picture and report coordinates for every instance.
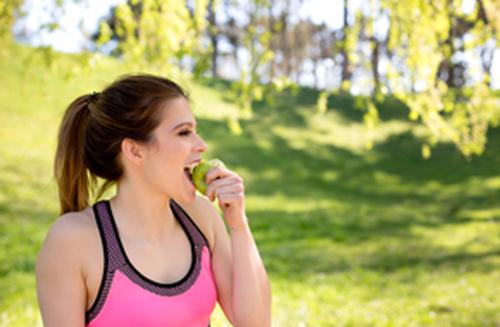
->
[313,0,500,158]
[403,83,500,158]
[376,0,499,158]
[0,0,24,40]
[96,0,209,74]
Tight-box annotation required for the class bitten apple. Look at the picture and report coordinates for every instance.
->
[191,158,225,195]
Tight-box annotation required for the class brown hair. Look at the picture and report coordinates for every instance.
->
[54,74,188,215]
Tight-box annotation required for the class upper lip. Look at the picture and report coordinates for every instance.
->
[186,159,201,166]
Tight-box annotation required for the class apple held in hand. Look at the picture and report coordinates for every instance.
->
[192,158,225,195]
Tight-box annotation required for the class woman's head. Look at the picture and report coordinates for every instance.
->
[54,74,206,215]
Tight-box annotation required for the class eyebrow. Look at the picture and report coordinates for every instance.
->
[171,121,196,131]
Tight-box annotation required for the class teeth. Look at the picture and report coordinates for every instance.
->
[184,162,198,174]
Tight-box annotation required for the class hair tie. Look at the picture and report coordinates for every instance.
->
[87,91,100,105]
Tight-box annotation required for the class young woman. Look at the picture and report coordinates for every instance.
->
[36,74,271,326]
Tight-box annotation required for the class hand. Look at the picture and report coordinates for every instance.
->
[205,166,247,228]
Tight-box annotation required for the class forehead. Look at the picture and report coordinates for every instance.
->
[157,97,195,128]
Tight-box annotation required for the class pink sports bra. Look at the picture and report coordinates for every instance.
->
[85,199,218,326]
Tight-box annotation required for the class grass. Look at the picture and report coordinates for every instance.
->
[1,43,499,326]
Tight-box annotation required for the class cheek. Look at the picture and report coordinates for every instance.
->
[145,141,186,178]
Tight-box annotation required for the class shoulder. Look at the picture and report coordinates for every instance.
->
[43,208,96,246]
[37,207,99,272]
[177,194,223,252]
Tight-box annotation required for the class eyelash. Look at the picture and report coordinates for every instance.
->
[179,130,193,136]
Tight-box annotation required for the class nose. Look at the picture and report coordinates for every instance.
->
[194,133,208,153]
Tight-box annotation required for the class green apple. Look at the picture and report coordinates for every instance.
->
[192,158,225,195]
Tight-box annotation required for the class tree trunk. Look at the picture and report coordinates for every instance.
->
[371,37,380,94]
[268,0,277,80]
[313,58,319,89]
[476,0,494,87]
[207,0,218,78]
[341,0,352,85]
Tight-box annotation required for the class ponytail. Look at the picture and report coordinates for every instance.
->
[54,94,96,215]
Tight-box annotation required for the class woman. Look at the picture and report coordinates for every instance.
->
[36,74,271,326]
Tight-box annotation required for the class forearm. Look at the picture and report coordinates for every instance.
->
[230,218,271,327]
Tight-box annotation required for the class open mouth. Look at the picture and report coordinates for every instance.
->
[183,160,200,188]
[184,167,194,184]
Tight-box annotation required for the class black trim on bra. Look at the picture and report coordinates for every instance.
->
[84,204,109,324]
[170,200,211,251]
[105,200,197,288]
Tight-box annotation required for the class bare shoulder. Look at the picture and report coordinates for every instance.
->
[37,207,99,270]
[43,208,96,246]
[179,194,223,252]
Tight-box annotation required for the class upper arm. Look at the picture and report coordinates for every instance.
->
[36,214,88,327]
[194,196,236,324]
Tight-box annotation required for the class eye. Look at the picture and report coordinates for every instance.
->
[178,130,192,136]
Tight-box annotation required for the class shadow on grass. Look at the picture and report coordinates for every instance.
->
[247,206,499,278]
[369,127,500,183]
[361,248,500,273]
[197,76,413,123]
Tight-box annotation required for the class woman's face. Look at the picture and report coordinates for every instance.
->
[141,97,207,203]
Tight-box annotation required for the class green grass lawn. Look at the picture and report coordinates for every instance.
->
[1,44,499,326]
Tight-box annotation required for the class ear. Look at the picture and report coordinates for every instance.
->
[121,138,146,165]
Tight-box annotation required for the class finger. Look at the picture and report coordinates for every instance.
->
[205,167,238,184]
[210,183,244,201]
[208,176,242,190]
[206,176,243,198]
[213,184,244,197]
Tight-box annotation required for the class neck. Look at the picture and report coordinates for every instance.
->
[109,178,177,244]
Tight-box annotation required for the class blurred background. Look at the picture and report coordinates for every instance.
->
[0,0,499,326]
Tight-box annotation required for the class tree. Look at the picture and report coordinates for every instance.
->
[1,0,25,41]
[207,0,219,78]
[93,0,209,73]
[339,0,354,90]
[380,0,499,158]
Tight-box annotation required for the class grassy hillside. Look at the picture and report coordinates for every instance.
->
[1,44,499,326]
